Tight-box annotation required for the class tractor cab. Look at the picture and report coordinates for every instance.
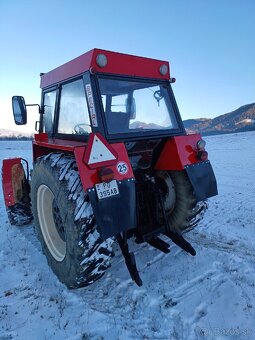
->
[34,49,185,144]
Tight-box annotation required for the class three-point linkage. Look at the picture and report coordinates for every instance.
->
[117,186,196,287]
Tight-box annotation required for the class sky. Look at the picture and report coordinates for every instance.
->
[0,0,254,133]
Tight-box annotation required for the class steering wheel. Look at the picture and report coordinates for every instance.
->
[73,123,91,134]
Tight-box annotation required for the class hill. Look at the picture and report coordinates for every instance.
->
[0,129,33,140]
[183,103,255,135]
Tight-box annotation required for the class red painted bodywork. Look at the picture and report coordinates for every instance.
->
[75,143,134,190]
[32,133,204,190]
[155,134,203,170]
[2,158,22,206]
[40,48,170,88]
[32,134,134,191]
[33,135,85,160]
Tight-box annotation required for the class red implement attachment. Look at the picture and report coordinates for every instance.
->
[2,158,24,206]
[2,158,32,226]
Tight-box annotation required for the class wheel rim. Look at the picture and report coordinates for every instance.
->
[37,184,66,262]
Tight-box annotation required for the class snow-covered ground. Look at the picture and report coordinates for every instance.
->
[1,132,255,340]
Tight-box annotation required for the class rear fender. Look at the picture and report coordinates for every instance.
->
[155,134,218,201]
[155,134,202,170]
[74,143,134,190]
[74,136,136,240]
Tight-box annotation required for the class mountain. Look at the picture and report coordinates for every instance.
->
[1,103,255,138]
[0,129,33,140]
[183,103,255,136]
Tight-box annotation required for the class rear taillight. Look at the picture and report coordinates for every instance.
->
[196,139,208,161]
[197,150,208,161]
[98,167,114,182]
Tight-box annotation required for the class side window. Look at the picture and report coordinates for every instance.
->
[43,90,56,134]
[111,94,128,112]
[58,79,91,134]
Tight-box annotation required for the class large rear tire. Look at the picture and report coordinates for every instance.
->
[157,170,207,235]
[31,153,113,288]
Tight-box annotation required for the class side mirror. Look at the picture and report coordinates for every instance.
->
[12,96,27,125]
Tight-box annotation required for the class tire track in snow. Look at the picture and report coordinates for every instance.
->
[189,232,255,263]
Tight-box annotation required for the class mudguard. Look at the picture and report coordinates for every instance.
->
[2,158,32,225]
[185,161,218,201]
[88,179,136,239]
[155,134,204,170]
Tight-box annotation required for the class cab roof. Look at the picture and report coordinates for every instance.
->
[40,48,170,89]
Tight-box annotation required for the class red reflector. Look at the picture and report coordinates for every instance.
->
[98,167,114,182]
[197,150,208,161]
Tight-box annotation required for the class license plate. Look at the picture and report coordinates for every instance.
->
[95,180,119,200]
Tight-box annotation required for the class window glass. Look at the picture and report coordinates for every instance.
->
[98,78,178,134]
[43,90,56,134]
[58,79,91,134]
[111,94,128,113]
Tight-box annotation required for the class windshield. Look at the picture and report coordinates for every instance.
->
[98,77,179,135]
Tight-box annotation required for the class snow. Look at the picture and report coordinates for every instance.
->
[235,119,255,125]
[1,132,255,339]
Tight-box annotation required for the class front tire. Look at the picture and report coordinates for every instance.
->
[31,153,113,288]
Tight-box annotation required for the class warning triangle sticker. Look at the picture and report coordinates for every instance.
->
[83,133,118,169]
[88,135,116,164]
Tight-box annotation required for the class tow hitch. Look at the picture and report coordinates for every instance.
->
[117,189,196,286]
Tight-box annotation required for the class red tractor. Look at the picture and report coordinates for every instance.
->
[2,49,217,287]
